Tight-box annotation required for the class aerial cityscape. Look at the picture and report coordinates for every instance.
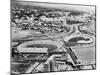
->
[11,0,96,74]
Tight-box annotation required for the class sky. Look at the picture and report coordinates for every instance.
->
[13,0,95,13]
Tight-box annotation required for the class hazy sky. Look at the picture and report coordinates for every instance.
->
[13,0,95,13]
